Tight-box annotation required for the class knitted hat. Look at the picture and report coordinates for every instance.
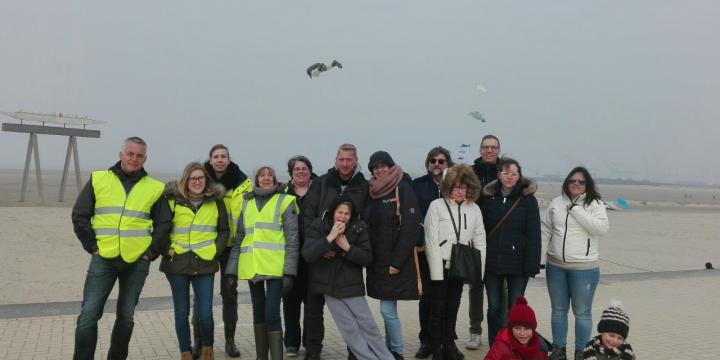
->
[368,151,395,171]
[597,300,630,339]
[507,295,537,330]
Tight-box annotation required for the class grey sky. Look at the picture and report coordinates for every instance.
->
[1,1,718,184]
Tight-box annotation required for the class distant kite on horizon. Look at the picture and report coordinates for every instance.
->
[307,60,342,78]
[467,111,486,122]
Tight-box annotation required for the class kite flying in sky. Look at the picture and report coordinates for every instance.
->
[307,60,343,78]
[467,111,486,122]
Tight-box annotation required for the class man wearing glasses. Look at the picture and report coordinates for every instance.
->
[411,146,454,358]
[466,134,502,350]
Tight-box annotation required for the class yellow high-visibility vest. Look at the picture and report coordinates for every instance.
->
[237,193,297,279]
[169,199,219,261]
[91,170,164,263]
[225,178,252,246]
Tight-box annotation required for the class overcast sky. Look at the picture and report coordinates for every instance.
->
[1,1,718,184]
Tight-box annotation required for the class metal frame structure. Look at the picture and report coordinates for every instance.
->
[1,112,102,203]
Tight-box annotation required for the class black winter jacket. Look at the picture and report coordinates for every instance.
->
[159,182,229,275]
[303,167,370,226]
[480,179,541,276]
[71,162,172,261]
[302,197,373,298]
[472,158,500,188]
[366,180,422,300]
[413,173,443,246]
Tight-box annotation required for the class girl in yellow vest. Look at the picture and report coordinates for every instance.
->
[226,166,300,360]
[160,162,230,360]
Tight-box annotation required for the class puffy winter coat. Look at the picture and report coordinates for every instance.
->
[366,181,422,300]
[302,197,373,298]
[480,179,541,276]
[424,198,486,281]
[484,328,548,360]
[542,194,609,263]
[303,167,370,225]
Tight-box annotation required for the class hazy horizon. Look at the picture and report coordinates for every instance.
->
[1,1,718,185]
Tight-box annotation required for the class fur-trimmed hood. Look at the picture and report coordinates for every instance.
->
[441,164,482,202]
[164,180,226,202]
[483,177,538,198]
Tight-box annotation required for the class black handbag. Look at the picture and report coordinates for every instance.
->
[443,200,483,285]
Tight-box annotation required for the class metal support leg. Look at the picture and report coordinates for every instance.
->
[59,136,80,202]
[32,133,45,204]
[20,133,33,202]
[20,133,44,203]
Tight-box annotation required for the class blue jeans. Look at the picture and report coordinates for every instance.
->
[546,264,599,351]
[380,300,403,354]
[484,271,529,344]
[166,273,215,352]
[73,254,150,360]
[248,279,283,331]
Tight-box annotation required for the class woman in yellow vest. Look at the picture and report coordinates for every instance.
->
[160,162,230,360]
[226,166,300,360]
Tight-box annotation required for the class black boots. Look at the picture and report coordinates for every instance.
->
[549,346,567,360]
[224,324,241,358]
[415,343,433,359]
[254,324,269,360]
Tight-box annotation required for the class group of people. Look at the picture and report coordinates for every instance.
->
[70,135,634,360]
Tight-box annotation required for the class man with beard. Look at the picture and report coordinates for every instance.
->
[301,143,370,360]
[412,146,453,358]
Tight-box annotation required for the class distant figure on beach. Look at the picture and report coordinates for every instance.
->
[542,166,609,360]
[71,136,172,360]
[480,157,541,346]
[202,144,252,358]
[161,162,230,359]
[467,134,502,350]
[225,166,300,360]
[412,146,454,358]
[581,301,635,360]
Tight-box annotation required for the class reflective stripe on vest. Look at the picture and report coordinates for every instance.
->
[169,199,219,261]
[91,170,164,263]
[226,178,253,246]
[236,193,297,280]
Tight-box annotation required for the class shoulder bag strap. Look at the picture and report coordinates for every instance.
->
[487,197,523,238]
[443,199,461,243]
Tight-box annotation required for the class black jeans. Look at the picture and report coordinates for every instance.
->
[417,250,432,345]
[429,278,464,349]
[303,291,326,354]
[283,265,307,349]
[219,248,239,331]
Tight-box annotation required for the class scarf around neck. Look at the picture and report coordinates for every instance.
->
[582,335,634,360]
[369,165,404,199]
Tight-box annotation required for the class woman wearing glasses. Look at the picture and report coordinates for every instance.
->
[160,162,230,359]
[542,167,609,360]
[480,157,541,346]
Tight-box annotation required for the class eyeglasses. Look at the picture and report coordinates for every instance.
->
[451,186,467,192]
[189,176,205,183]
[500,172,519,178]
[429,158,446,165]
[481,145,499,150]
[567,179,586,185]
[293,167,309,173]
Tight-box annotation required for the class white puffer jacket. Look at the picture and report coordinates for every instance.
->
[424,198,486,281]
[541,193,609,263]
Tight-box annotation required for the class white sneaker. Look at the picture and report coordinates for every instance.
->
[465,333,482,350]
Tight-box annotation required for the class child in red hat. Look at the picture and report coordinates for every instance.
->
[484,296,549,360]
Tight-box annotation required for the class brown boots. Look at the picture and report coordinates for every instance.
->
[181,352,193,360]
[199,346,214,360]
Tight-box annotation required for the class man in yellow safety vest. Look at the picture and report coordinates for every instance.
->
[71,136,172,360]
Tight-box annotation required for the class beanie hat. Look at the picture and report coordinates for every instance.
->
[597,300,630,339]
[368,151,395,171]
[507,295,537,330]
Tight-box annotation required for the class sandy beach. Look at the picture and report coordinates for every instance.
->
[1,169,719,305]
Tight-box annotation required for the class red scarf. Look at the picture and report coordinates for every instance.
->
[368,165,404,199]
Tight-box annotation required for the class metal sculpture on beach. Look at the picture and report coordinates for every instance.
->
[0,110,105,202]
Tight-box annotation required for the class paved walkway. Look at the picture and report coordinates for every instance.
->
[1,270,718,359]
